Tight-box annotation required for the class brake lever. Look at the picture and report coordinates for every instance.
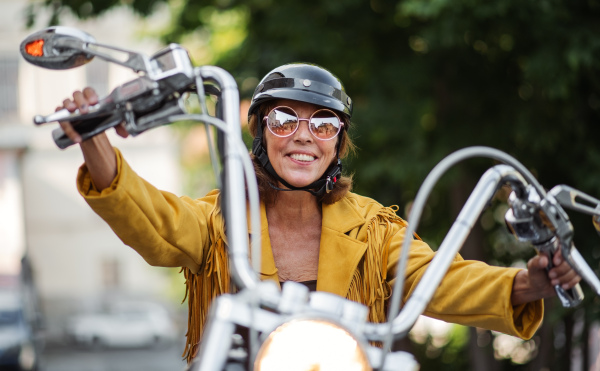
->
[34,97,114,125]
[547,185,600,296]
[33,76,158,126]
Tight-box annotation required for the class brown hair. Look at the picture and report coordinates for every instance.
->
[248,102,356,205]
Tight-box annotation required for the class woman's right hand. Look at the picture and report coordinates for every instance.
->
[59,87,124,190]
[58,87,129,144]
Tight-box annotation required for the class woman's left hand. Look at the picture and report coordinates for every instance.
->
[511,249,582,306]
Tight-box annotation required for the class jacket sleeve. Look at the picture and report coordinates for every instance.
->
[76,147,219,273]
[387,224,544,340]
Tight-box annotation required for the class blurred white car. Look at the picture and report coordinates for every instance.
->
[67,301,177,349]
[0,287,44,371]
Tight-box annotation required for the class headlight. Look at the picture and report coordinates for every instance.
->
[254,318,372,371]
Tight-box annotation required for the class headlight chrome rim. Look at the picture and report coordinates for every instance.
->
[254,317,372,371]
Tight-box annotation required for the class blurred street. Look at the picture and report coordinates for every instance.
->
[42,342,187,371]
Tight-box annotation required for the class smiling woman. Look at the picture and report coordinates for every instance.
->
[55,62,581,364]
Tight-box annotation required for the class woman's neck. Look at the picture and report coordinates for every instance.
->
[267,189,321,221]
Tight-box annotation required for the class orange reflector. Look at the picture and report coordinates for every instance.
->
[25,39,44,57]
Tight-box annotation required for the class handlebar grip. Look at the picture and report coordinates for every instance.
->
[546,246,588,307]
[51,113,124,149]
[52,128,75,149]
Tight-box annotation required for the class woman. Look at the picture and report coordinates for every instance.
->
[59,63,581,362]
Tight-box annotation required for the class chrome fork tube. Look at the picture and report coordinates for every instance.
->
[196,66,259,291]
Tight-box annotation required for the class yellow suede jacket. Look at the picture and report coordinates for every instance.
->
[77,148,543,359]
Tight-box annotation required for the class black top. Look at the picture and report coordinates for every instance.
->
[281,280,317,292]
[299,280,317,292]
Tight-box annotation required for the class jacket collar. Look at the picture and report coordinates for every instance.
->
[317,196,368,296]
[321,195,366,233]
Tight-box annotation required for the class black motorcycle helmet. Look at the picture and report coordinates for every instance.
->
[249,63,353,197]
[248,62,353,119]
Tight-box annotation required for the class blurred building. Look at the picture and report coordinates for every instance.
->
[0,0,185,343]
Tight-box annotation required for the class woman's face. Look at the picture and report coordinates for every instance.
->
[263,99,339,188]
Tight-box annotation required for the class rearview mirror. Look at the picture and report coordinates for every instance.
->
[19,26,96,70]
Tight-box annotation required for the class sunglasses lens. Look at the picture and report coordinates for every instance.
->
[267,107,299,137]
[309,110,341,139]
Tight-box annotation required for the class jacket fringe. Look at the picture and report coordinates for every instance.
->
[181,199,230,363]
[345,205,418,323]
[180,204,417,363]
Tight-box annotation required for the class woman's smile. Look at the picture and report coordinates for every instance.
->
[288,152,317,163]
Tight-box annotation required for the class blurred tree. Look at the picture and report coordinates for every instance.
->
[26,0,600,369]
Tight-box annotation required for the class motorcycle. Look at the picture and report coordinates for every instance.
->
[20,26,600,371]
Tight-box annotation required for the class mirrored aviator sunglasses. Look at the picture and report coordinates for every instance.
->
[264,106,343,141]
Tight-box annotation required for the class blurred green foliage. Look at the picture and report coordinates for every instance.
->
[26,0,600,369]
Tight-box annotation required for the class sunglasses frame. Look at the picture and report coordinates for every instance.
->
[263,106,344,141]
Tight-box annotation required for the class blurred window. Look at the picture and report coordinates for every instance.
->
[0,309,20,326]
[101,258,120,289]
[86,60,109,97]
[0,57,19,121]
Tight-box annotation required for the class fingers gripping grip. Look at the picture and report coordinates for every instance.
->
[52,114,123,149]
[545,250,584,307]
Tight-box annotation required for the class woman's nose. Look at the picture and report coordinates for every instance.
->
[293,119,313,142]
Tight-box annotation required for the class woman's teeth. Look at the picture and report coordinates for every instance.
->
[290,153,315,162]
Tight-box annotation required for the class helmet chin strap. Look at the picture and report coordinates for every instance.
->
[252,130,342,198]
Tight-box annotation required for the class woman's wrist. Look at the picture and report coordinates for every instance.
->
[511,269,554,306]
[80,133,117,191]
[511,270,535,306]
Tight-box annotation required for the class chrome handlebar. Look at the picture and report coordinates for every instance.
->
[30,43,195,149]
